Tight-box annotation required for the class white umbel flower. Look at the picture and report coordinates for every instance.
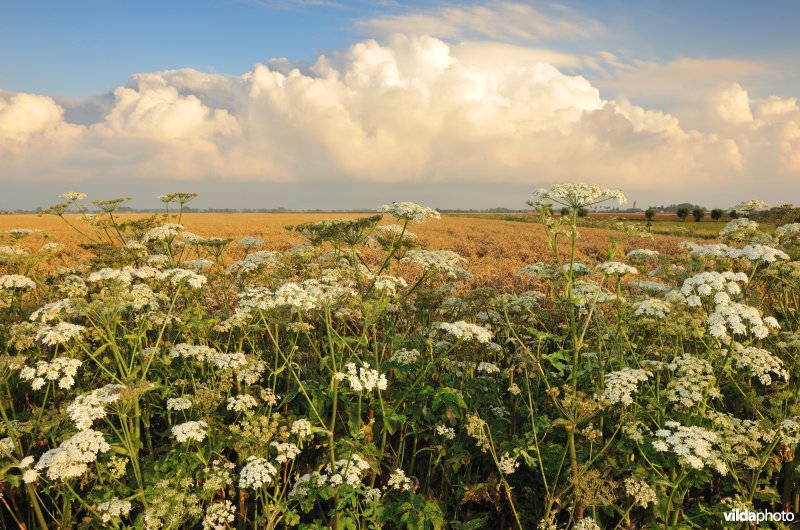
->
[34,429,110,481]
[597,262,638,276]
[97,498,133,523]
[387,468,412,491]
[498,452,519,475]
[435,321,493,343]
[239,456,278,489]
[604,368,651,406]
[335,362,388,393]
[533,183,627,208]
[377,202,440,222]
[0,274,36,290]
[172,420,209,443]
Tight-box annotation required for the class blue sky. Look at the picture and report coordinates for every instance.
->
[3,1,798,99]
[1,1,799,209]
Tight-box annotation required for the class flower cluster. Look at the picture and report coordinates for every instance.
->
[202,500,236,530]
[666,355,720,408]
[732,345,788,386]
[532,183,627,208]
[67,384,125,430]
[19,357,82,390]
[97,498,133,523]
[597,261,638,276]
[680,271,748,307]
[652,421,728,474]
[142,223,184,242]
[708,302,777,341]
[401,250,471,279]
[624,478,657,508]
[632,298,671,319]
[34,429,110,480]
[377,202,441,222]
[239,456,278,489]
[604,368,651,406]
[435,321,493,343]
[172,420,209,443]
[0,274,36,290]
[387,468,412,491]
[335,362,388,393]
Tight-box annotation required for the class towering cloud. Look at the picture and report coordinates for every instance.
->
[0,34,798,200]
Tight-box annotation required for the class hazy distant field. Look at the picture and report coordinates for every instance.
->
[0,212,699,289]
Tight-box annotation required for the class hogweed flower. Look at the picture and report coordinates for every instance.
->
[498,452,519,475]
[0,274,36,290]
[202,500,235,530]
[97,498,133,523]
[60,191,87,201]
[387,468,412,491]
[325,454,371,488]
[67,384,125,430]
[652,421,728,474]
[335,362,388,393]
[377,202,441,223]
[226,394,259,413]
[239,456,278,489]
[624,478,657,508]
[36,322,86,347]
[732,345,788,386]
[632,298,671,319]
[435,321,493,343]
[34,429,110,481]
[733,199,770,214]
[604,368,651,406]
[708,302,777,341]
[167,397,193,411]
[172,420,209,443]
[776,223,800,239]
[626,249,659,260]
[142,223,184,243]
[531,183,627,209]
[597,261,638,276]
[435,425,456,440]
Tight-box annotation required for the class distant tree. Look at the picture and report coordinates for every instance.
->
[560,206,570,217]
[692,208,705,222]
[711,208,724,221]
[577,207,589,218]
[645,208,656,223]
[676,207,690,222]
[729,209,739,219]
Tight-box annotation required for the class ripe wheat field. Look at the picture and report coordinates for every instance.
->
[0,212,695,290]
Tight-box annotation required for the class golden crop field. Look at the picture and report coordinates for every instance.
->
[1,212,696,289]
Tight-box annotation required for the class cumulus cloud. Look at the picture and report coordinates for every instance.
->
[0,33,798,201]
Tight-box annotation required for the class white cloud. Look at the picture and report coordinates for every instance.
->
[713,83,754,124]
[0,34,798,201]
[357,1,604,42]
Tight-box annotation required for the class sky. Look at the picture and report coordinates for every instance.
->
[1,0,800,210]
